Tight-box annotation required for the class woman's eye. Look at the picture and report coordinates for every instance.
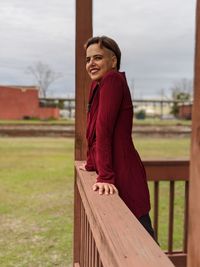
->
[95,56,102,60]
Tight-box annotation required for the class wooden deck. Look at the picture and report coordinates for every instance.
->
[73,160,189,267]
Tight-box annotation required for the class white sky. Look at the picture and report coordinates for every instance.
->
[0,0,196,99]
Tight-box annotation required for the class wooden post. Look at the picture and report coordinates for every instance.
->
[75,0,93,161]
[188,1,200,266]
[74,0,92,265]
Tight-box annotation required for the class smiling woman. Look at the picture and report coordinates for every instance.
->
[79,35,155,240]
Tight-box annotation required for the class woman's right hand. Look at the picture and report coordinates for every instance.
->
[92,182,118,195]
[79,162,86,171]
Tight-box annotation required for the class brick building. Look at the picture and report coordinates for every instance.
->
[178,102,192,120]
[0,85,59,120]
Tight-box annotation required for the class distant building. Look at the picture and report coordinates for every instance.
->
[178,102,192,120]
[0,85,59,120]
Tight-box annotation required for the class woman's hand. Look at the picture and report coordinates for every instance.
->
[79,162,86,171]
[92,182,118,195]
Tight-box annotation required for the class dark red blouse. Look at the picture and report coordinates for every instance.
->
[85,70,150,218]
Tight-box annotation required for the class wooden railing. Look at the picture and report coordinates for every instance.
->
[144,160,189,267]
[74,161,177,267]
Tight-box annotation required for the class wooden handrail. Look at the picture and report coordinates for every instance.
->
[143,159,189,181]
[143,159,189,267]
[74,161,174,267]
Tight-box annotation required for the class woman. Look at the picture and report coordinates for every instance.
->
[81,36,155,238]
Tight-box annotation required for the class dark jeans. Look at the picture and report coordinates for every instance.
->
[138,213,156,241]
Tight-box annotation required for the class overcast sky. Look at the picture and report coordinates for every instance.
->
[0,0,196,99]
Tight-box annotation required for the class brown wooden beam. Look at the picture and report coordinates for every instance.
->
[188,0,200,266]
[74,1,93,265]
[75,0,93,160]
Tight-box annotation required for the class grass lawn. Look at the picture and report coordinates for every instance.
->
[0,118,191,126]
[0,119,75,125]
[0,136,190,266]
[0,138,74,267]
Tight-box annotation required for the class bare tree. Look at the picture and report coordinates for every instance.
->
[170,78,193,117]
[26,61,62,98]
[171,78,193,101]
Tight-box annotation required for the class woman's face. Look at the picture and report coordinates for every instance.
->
[86,43,117,82]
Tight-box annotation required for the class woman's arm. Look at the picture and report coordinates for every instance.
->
[96,72,124,185]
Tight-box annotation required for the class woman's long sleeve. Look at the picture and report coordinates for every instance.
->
[96,73,124,184]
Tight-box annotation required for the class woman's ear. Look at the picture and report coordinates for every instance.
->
[112,55,117,69]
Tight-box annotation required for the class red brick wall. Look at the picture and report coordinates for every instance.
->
[178,104,192,120]
[37,107,60,119]
[0,86,59,120]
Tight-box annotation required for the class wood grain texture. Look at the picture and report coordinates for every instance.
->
[188,1,200,266]
[143,160,189,181]
[75,0,92,160]
[75,161,174,267]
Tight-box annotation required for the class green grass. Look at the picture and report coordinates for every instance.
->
[0,138,74,267]
[0,119,74,125]
[133,118,191,126]
[134,136,190,159]
[133,137,190,250]
[0,118,191,126]
[0,136,190,266]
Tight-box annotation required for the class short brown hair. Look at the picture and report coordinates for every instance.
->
[84,36,121,70]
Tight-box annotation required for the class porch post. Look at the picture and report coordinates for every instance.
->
[75,0,93,161]
[74,0,93,265]
[188,0,200,266]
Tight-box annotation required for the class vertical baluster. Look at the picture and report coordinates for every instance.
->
[96,251,100,267]
[183,180,189,253]
[88,226,92,267]
[168,180,175,253]
[94,244,98,266]
[98,251,102,267]
[80,201,84,266]
[74,182,81,265]
[91,234,95,267]
[83,210,87,267]
[86,216,89,267]
[154,181,159,241]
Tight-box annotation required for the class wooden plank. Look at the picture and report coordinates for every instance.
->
[75,0,92,160]
[168,181,175,253]
[188,1,200,266]
[74,263,80,267]
[80,202,84,266]
[153,181,159,241]
[74,0,92,265]
[143,160,189,181]
[75,161,175,267]
[183,181,189,253]
[73,175,81,264]
[167,253,186,267]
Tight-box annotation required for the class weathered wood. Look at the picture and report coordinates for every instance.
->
[143,160,189,181]
[74,263,80,267]
[188,1,200,266]
[75,161,174,267]
[75,0,92,160]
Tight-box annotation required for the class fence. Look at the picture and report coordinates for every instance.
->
[73,160,189,267]
[40,98,192,119]
[144,160,189,267]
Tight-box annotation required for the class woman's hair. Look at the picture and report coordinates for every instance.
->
[84,36,121,70]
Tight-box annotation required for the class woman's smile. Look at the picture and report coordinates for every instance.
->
[86,43,117,82]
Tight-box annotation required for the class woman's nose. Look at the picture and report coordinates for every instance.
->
[89,58,95,66]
